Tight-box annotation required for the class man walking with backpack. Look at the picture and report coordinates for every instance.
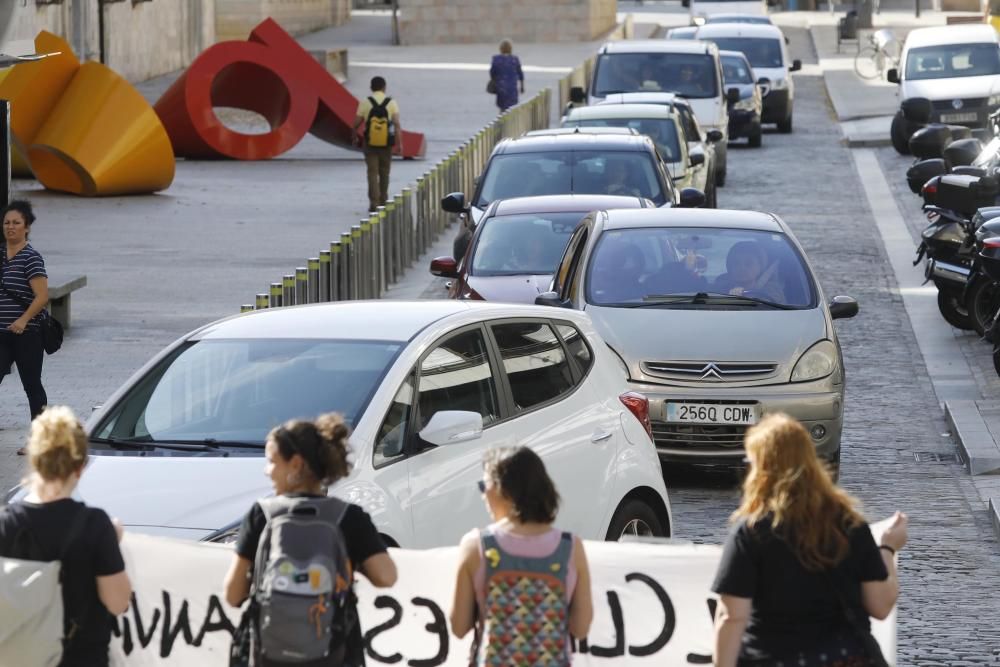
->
[353,76,402,213]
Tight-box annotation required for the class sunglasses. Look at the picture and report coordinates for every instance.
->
[477,479,486,494]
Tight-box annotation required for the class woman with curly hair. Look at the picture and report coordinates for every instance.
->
[712,413,908,667]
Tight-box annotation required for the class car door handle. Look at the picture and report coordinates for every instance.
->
[591,430,614,443]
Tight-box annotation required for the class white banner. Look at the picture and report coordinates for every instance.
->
[109,534,895,666]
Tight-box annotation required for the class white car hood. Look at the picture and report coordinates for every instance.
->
[903,74,1000,101]
[754,66,788,85]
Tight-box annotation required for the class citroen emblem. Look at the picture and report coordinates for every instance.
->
[952,99,964,110]
[700,363,723,380]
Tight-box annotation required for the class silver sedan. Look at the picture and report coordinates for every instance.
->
[537,208,858,476]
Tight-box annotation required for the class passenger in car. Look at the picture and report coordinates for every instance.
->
[591,242,646,302]
[713,241,785,303]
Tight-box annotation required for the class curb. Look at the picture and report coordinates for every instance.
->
[945,400,1000,475]
[845,136,893,148]
[991,498,1000,541]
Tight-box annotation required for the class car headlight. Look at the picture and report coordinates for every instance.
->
[989,94,1000,107]
[791,340,837,382]
[770,78,788,90]
[201,521,241,544]
[735,97,756,111]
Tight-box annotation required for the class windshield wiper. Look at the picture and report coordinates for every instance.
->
[627,292,794,309]
[168,438,264,449]
[91,437,263,451]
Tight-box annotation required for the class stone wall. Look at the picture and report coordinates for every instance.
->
[215,0,351,43]
[398,0,617,44]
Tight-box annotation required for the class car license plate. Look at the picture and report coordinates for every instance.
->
[665,402,758,425]
[940,112,977,123]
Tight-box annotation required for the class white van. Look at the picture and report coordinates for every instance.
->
[689,0,768,25]
[695,22,801,132]
[588,40,731,186]
[888,25,1000,150]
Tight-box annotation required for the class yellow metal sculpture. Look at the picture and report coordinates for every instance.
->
[0,32,174,196]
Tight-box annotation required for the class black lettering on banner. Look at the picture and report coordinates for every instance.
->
[364,595,404,664]
[130,592,163,649]
[192,595,237,646]
[159,591,195,658]
[686,598,719,664]
[408,597,449,667]
[625,572,675,656]
[112,616,134,655]
[588,591,626,658]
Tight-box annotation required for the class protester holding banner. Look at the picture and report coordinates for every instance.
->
[711,413,908,667]
[450,446,593,666]
[223,413,397,666]
[0,406,131,667]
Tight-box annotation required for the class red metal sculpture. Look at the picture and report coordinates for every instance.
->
[154,18,425,160]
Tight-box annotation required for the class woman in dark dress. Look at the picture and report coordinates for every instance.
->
[490,40,524,112]
[712,413,908,667]
[0,406,131,667]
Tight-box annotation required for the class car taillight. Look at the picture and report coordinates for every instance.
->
[984,237,1000,249]
[620,391,653,441]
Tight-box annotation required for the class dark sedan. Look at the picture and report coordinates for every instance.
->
[430,195,652,303]
[721,50,764,147]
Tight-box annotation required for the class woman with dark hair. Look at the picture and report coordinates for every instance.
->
[490,39,524,112]
[0,200,49,437]
[712,413,908,667]
[450,446,593,666]
[223,413,397,666]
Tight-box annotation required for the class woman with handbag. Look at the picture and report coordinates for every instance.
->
[489,40,524,112]
[712,413,908,667]
[0,201,50,441]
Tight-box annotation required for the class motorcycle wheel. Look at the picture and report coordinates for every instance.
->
[966,279,1000,336]
[937,289,974,330]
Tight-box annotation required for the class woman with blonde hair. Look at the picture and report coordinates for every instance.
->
[712,414,907,667]
[0,406,131,667]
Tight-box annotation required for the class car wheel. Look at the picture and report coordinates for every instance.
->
[890,111,912,155]
[707,180,718,208]
[748,122,762,148]
[825,448,841,483]
[452,227,472,262]
[605,499,665,541]
[777,112,793,134]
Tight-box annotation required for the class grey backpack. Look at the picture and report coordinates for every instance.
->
[253,496,354,664]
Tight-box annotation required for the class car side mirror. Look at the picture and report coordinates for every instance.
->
[689,151,705,167]
[726,87,741,106]
[441,192,466,214]
[418,411,483,446]
[829,295,859,320]
[706,129,723,143]
[678,187,706,208]
[886,68,900,84]
[789,59,802,73]
[570,86,587,104]
[430,256,459,278]
[535,290,569,308]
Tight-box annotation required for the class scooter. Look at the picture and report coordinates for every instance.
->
[915,205,977,329]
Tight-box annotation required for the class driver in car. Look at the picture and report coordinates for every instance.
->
[713,241,785,303]
[675,63,712,97]
[605,158,643,197]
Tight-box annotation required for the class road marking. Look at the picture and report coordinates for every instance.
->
[851,148,982,402]
[350,60,573,74]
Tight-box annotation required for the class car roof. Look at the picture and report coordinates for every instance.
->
[705,13,773,23]
[491,195,648,216]
[600,207,785,232]
[564,103,679,120]
[600,39,719,55]
[495,131,656,154]
[905,25,1000,49]
[192,301,589,341]
[695,23,784,39]
[526,126,636,137]
[597,92,693,111]
[718,49,751,62]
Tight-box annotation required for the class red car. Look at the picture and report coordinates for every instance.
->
[430,195,652,303]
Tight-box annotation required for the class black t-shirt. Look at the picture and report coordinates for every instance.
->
[711,516,888,661]
[0,499,126,667]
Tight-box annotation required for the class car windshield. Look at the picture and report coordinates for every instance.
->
[703,37,783,69]
[593,53,719,99]
[564,118,682,162]
[93,339,402,446]
[472,212,581,276]
[476,151,666,207]
[904,43,1000,80]
[721,55,754,84]
[586,227,815,308]
[706,16,770,23]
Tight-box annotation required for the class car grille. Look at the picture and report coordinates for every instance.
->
[932,98,987,111]
[642,360,778,382]
[652,422,748,449]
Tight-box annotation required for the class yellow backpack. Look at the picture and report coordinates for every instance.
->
[365,96,394,148]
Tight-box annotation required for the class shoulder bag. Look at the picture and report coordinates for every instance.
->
[0,265,63,354]
[486,79,497,94]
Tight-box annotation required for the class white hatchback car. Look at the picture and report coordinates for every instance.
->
[14,302,671,547]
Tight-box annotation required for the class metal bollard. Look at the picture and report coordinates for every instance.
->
[398,188,411,278]
[282,274,295,306]
[330,242,342,301]
[339,234,353,300]
[371,209,385,295]
[319,250,331,302]
[350,225,362,300]
[270,282,283,308]
[295,267,308,305]
[254,294,268,310]
[241,304,254,313]
[357,220,371,299]
[307,258,320,303]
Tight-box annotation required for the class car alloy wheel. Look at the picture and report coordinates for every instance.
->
[619,518,654,539]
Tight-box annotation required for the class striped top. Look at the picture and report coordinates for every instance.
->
[0,244,47,330]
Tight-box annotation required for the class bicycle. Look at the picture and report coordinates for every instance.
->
[853,29,901,80]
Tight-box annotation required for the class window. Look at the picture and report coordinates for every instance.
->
[722,56,754,85]
[374,372,414,467]
[593,53,719,99]
[565,117,682,162]
[492,322,575,411]
[417,329,499,432]
[556,323,593,376]
[704,38,783,69]
[471,213,582,277]
[905,43,1000,81]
